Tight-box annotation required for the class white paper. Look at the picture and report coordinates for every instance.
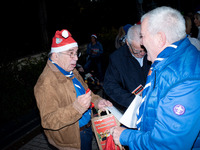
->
[119,95,142,128]
[106,106,123,121]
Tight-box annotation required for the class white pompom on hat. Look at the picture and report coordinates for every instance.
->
[62,30,69,38]
[51,29,78,53]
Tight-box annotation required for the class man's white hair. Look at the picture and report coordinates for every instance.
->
[127,24,141,44]
[141,6,186,43]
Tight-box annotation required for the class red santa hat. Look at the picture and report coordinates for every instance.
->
[51,29,78,53]
[91,34,97,39]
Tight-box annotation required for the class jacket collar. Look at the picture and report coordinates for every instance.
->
[155,37,190,71]
[123,44,148,68]
[123,44,132,57]
[47,60,72,83]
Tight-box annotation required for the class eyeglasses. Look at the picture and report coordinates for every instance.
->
[60,51,81,58]
[128,43,146,54]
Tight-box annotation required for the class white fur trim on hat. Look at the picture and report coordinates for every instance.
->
[197,11,200,15]
[51,42,78,53]
[91,34,97,39]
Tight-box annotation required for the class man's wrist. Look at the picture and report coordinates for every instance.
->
[73,100,87,114]
[120,129,131,146]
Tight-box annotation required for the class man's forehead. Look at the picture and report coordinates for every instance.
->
[140,30,145,36]
[141,19,148,34]
[67,48,78,52]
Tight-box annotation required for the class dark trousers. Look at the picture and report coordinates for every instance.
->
[80,127,93,150]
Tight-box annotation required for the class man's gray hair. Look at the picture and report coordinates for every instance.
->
[141,6,186,43]
[127,24,141,44]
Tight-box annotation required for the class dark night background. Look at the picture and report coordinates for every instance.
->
[0,0,200,149]
[1,0,200,63]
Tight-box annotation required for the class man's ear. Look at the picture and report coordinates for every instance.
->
[126,40,129,46]
[157,32,167,48]
[51,53,59,62]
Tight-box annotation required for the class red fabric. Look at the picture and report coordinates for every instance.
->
[51,29,77,48]
[86,89,95,108]
[104,135,120,150]
[86,88,90,93]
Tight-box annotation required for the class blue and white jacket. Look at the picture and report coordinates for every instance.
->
[120,37,200,149]
[87,41,103,58]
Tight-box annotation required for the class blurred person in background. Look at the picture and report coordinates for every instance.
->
[84,34,104,84]
[194,11,200,40]
[115,24,132,49]
[184,16,200,50]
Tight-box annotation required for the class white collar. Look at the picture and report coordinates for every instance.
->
[131,54,144,67]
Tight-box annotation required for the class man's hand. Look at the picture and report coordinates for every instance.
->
[77,90,91,109]
[97,99,113,110]
[110,126,126,145]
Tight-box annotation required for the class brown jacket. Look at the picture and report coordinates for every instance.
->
[34,60,101,150]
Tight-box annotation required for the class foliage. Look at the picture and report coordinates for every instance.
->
[0,54,47,125]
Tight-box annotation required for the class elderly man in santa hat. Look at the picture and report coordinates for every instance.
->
[34,29,112,150]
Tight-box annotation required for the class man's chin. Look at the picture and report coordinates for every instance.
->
[147,56,152,62]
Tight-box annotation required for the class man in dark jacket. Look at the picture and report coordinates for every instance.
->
[103,25,151,111]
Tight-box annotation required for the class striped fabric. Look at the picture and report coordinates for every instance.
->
[136,44,178,130]
[49,58,85,95]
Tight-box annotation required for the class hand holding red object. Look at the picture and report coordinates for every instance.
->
[77,90,91,109]
[86,88,90,94]
[104,135,121,150]
[86,89,95,108]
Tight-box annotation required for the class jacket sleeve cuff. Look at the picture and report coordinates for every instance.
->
[120,129,134,146]
[91,92,102,109]
[73,100,87,114]
[93,98,101,109]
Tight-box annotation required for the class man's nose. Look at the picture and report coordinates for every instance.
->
[73,55,78,61]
